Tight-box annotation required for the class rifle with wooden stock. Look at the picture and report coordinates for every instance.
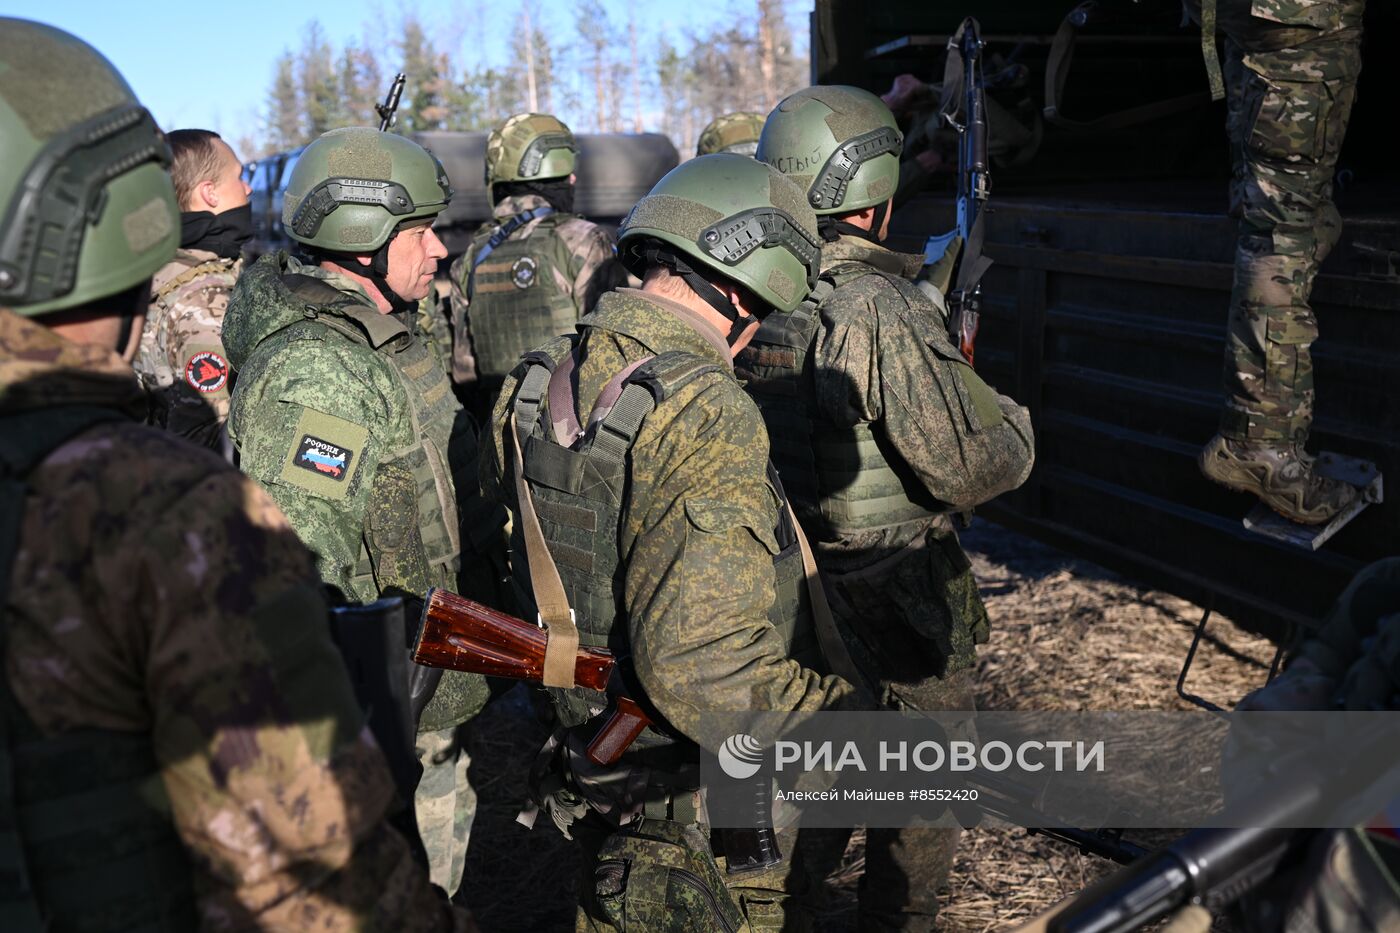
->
[413,587,651,766]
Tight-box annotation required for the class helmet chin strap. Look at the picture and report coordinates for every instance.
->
[323,233,416,314]
[816,200,888,244]
[641,245,759,347]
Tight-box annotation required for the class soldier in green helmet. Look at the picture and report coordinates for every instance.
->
[223,125,508,897]
[0,19,463,930]
[448,113,629,420]
[695,111,767,157]
[740,85,1035,931]
[480,153,871,932]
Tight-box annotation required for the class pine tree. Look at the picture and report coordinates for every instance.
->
[265,52,301,150]
[299,21,340,137]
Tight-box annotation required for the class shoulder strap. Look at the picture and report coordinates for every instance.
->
[153,258,229,305]
[467,207,557,302]
[586,350,725,465]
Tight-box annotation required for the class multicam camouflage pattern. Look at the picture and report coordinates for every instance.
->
[695,111,766,157]
[484,113,577,186]
[448,193,628,390]
[135,248,240,449]
[224,252,497,894]
[1193,0,1367,442]
[0,307,457,931]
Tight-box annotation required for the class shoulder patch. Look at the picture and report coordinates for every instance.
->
[184,350,230,394]
[510,256,538,289]
[278,407,371,500]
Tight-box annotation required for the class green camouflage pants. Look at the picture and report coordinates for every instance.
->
[573,817,821,932]
[415,725,474,895]
[1212,0,1366,443]
[785,673,975,933]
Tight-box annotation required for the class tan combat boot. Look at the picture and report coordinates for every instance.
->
[1198,434,1359,526]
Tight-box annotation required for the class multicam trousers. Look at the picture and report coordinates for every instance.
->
[1212,0,1367,443]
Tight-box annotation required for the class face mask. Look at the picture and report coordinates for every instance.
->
[180,202,254,259]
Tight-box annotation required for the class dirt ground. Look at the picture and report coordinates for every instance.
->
[456,518,1282,932]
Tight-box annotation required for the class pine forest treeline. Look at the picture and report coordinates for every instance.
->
[243,1,807,160]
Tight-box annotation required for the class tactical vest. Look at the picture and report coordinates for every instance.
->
[0,407,196,932]
[467,210,583,383]
[737,264,942,538]
[277,275,463,596]
[509,341,824,749]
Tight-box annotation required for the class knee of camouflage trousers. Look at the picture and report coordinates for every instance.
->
[859,825,960,933]
[416,725,474,895]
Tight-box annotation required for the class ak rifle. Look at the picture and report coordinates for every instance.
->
[414,587,649,765]
[376,72,406,132]
[940,17,992,366]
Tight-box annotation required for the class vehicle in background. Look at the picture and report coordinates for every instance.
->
[242,132,679,259]
[242,146,304,258]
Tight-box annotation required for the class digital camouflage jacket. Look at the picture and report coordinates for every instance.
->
[482,288,863,756]
[738,235,1035,691]
[224,251,495,730]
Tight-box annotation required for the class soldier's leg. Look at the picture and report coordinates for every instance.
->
[415,725,470,893]
[858,670,977,932]
[1219,22,1362,444]
[1202,6,1365,522]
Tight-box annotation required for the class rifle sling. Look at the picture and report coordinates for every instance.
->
[788,499,876,701]
[511,410,580,688]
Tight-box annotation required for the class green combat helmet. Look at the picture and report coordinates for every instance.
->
[756,85,903,217]
[0,18,178,316]
[282,126,451,307]
[484,113,577,188]
[283,127,452,254]
[696,111,766,157]
[617,153,821,340]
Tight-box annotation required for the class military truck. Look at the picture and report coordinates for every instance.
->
[813,0,1398,670]
[243,131,679,258]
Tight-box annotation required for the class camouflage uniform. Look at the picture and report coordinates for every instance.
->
[695,111,766,157]
[0,307,459,931]
[225,251,492,893]
[1200,0,1368,445]
[738,235,1035,931]
[751,85,1035,930]
[448,193,627,403]
[135,247,239,449]
[482,288,865,932]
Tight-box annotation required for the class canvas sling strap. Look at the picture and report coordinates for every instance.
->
[509,356,580,688]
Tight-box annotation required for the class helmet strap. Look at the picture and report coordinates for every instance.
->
[643,245,757,347]
[817,200,889,245]
[321,232,415,314]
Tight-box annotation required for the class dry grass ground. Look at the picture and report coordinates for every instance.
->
[456,519,1282,931]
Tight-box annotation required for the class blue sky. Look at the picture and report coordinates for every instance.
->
[7,0,802,145]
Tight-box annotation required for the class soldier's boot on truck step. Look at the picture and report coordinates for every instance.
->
[1198,434,1363,527]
